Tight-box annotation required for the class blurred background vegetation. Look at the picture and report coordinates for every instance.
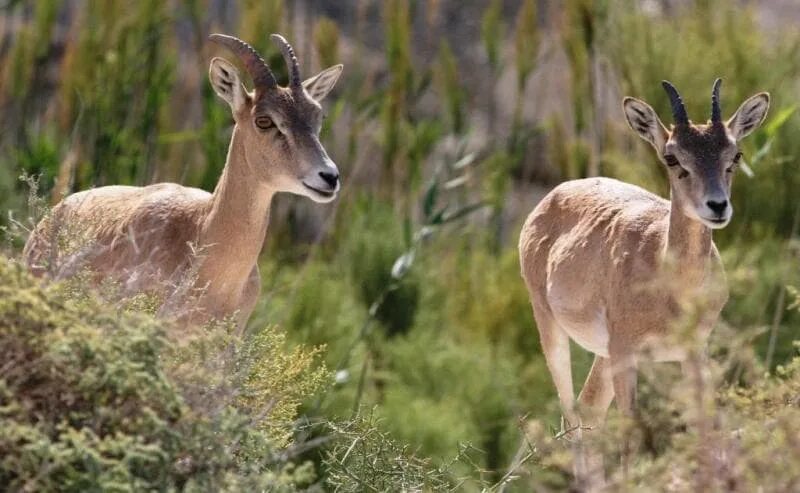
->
[1,0,800,490]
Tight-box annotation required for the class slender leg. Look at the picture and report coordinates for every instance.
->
[532,300,576,432]
[680,350,715,431]
[610,354,638,480]
[610,357,637,417]
[578,356,615,427]
[680,349,711,397]
[532,301,594,485]
[681,350,716,488]
[577,355,614,491]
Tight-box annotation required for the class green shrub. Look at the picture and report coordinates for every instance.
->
[629,349,800,491]
[323,412,456,492]
[0,255,323,491]
[513,343,800,492]
[344,198,419,338]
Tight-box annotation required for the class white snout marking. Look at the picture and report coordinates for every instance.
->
[302,182,336,198]
[698,206,732,229]
[303,161,340,192]
[700,216,731,229]
[301,162,340,203]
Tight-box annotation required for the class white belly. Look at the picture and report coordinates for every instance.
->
[550,304,610,357]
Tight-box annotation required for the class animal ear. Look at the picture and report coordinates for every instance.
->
[727,92,770,141]
[209,57,249,113]
[623,97,669,156]
[302,64,343,102]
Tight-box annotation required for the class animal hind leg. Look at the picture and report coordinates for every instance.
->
[531,299,576,432]
[576,355,615,490]
[610,352,638,478]
[577,355,615,428]
[610,354,637,416]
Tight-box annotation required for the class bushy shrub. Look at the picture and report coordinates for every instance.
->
[0,255,324,491]
[514,346,800,492]
[627,349,800,492]
[344,198,419,338]
[322,411,456,492]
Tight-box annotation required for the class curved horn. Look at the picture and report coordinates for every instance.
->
[209,34,276,90]
[661,80,689,126]
[270,34,301,90]
[711,78,722,124]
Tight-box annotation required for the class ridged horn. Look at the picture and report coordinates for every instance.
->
[661,80,689,126]
[270,34,301,90]
[711,78,722,124]
[209,34,276,91]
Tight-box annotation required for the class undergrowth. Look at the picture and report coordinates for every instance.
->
[0,255,324,491]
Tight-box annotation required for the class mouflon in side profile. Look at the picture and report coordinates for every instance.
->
[24,34,344,328]
[519,79,769,429]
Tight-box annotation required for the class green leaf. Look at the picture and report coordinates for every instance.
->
[423,181,439,218]
[429,206,449,225]
[481,0,505,71]
[748,139,773,170]
[403,214,413,248]
[441,202,486,224]
[764,105,797,138]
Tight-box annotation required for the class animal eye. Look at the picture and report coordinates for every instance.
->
[664,154,680,167]
[255,116,275,130]
[727,152,744,173]
[664,154,689,178]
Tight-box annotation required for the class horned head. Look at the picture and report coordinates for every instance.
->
[623,79,770,229]
[208,34,344,203]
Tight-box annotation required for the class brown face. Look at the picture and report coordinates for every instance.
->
[622,80,770,229]
[241,86,340,203]
[208,34,344,203]
[663,124,740,228]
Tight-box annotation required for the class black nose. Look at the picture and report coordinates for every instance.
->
[319,171,339,188]
[707,199,728,215]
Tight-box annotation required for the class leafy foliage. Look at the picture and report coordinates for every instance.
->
[323,412,455,492]
[0,255,323,491]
